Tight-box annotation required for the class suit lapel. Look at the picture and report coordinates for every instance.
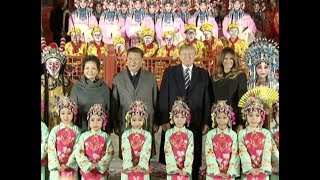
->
[124,68,135,92]
[174,64,185,94]
[188,65,199,92]
[135,69,145,93]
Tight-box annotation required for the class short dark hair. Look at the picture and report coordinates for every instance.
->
[82,55,101,70]
[127,47,144,58]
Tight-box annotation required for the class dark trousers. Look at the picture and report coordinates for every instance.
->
[158,126,203,180]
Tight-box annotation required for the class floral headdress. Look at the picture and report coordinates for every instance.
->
[211,100,235,128]
[140,26,155,37]
[162,30,175,40]
[87,104,108,126]
[169,97,191,127]
[184,23,197,33]
[200,22,213,32]
[245,38,279,89]
[125,100,149,127]
[227,22,239,30]
[56,95,78,121]
[90,25,102,34]
[112,35,126,46]
[241,96,266,125]
[41,38,66,65]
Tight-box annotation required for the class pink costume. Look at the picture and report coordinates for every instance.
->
[155,0,185,46]
[68,0,98,43]
[99,4,126,44]
[222,0,256,45]
[124,8,154,48]
[188,0,219,40]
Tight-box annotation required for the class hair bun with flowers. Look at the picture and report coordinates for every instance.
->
[56,95,79,121]
[211,100,235,128]
[125,100,149,127]
[87,104,108,126]
[169,97,191,126]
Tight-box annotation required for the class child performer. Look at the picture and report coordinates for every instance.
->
[270,100,279,180]
[41,121,49,180]
[121,100,152,180]
[205,100,240,179]
[238,96,272,179]
[75,103,114,179]
[47,96,81,179]
[165,98,194,180]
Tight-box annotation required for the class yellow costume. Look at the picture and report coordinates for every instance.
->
[156,31,179,59]
[200,23,224,59]
[178,24,205,58]
[136,26,159,57]
[63,27,87,56]
[222,23,248,72]
[87,25,108,58]
[113,36,127,57]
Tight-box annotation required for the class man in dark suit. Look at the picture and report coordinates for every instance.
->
[158,44,213,179]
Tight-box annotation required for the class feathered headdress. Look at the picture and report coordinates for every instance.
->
[211,100,235,128]
[125,100,149,127]
[56,95,78,121]
[169,97,191,127]
[41,37,66,65]
[87,104,108,126]
[245,38,279,89]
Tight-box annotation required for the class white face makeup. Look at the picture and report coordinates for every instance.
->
[93,31,102,42]
[203,30,212,41]
[229,27,239,39]
[165,35,174,46]
[186,30,196,41]
[143,35,153,45]
[46,58,61,78]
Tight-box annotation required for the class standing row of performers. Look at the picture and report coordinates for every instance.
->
[68,0,262,49]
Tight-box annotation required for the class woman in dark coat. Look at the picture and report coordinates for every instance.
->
[211,47,247,132]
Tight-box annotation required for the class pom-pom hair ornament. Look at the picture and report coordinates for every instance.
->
[125,100,149,127]
[87,104,108,127]
[211,100,235,128]
[41,37,66,65]
[169,97,191,127]
[241,96,266,125]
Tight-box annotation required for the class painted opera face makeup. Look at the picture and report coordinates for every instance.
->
[256,61,270,80]
[45,58,61,78]
[165,35,174,46]
[229,27,239,39]
[143,35,153,45]
[233,0,241,10]
[203,30,212,41]
[93,31,102,42]
[186,29,196,41]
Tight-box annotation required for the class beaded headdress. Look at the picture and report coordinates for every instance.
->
[41,38,66,65]
[56,95,78,121]
[147,0,159,6]
[178,0,190,6]
[245,38,279,90]
[211,100,235,128]
[125,100,149,127]
[87,104,108,126]
[169,97,191,126]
